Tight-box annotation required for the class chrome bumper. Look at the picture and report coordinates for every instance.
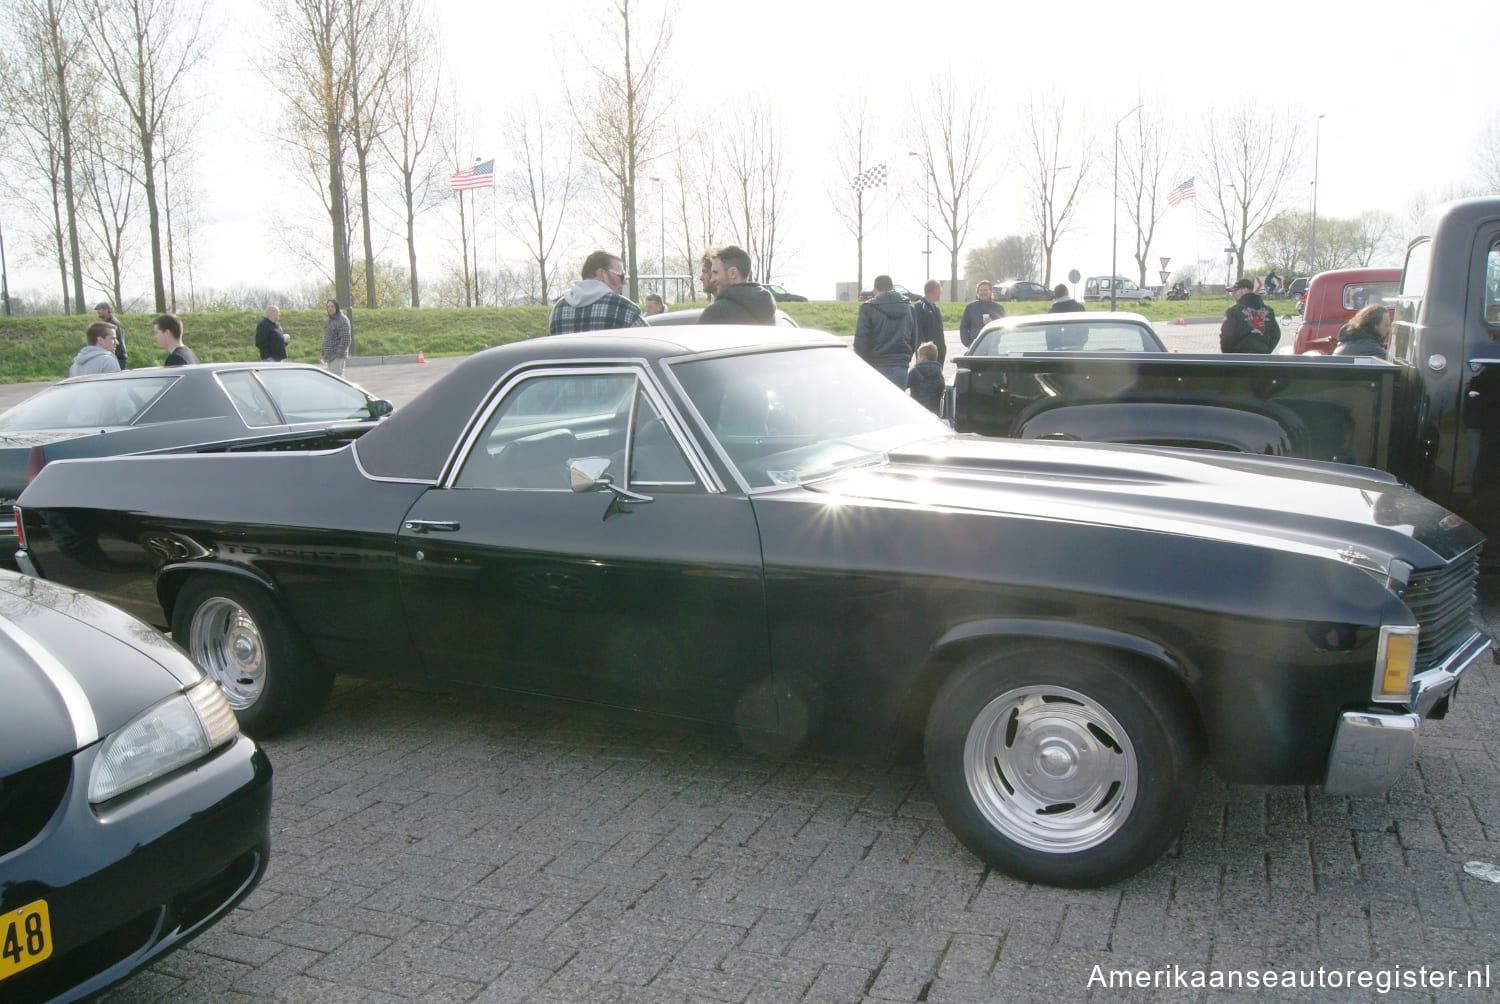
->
[1325,629,1491,795]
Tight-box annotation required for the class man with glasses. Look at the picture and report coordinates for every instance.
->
[69,322,123,376]
[547,250,648,334]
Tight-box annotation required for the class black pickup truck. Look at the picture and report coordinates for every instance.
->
[950,197,1500,547]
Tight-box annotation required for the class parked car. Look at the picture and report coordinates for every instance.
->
[645,306,799,327]
[857,284,920,302]
[1292,267,1402,354]
[0,363,393,556]
[1082,276,1155,302]
[0,570,271,1002]
[993,280,1053,302]
[14,327,1490,888]
[759,284,807,302]
[967,312,1167,355]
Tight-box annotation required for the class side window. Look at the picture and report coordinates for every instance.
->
[627,389,694,487]
[219,371,283,427]
[1486,241,1500,330]
[256,368,374,422]
[454,372,635,490]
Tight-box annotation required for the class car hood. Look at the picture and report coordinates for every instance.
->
[809,436,1483,569]
[0,572,200,774]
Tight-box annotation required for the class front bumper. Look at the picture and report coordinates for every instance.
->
[1324,628,1492,795]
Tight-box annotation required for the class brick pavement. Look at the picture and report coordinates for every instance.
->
[95,581,1499,1003]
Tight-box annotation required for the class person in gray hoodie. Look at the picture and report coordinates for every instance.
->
[854,274,917,386]
[548,251,648,333]
[68,322,123,377]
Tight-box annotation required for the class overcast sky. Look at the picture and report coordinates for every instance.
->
[5,0,1498,306]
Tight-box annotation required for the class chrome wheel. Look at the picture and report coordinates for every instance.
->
[188,596,266,710]
[962,684,1138,853]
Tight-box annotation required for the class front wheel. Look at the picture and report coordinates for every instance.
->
[924,644,1200,887]
[172,575,332,736]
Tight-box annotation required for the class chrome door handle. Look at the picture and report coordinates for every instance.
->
[404,519,460,533]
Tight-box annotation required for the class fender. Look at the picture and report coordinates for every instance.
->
[155,559,279,624]
[929,617,1194,684]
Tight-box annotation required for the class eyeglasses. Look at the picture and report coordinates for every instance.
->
[606,269,624,280]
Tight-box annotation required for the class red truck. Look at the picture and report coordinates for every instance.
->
[1292,266,1402,354]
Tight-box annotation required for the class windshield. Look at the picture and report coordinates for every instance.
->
[0,376,176,431]
[671,345,945,489]
[971,321,1164,354]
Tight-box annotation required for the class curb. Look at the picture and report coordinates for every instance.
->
[346,354,422,367]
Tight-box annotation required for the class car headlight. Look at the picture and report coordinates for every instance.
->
[89,677,240,803]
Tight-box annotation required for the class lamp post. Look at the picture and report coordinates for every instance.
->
[1309,113,1326,274]
[649,176,665,298]
[0,215,10,317]
[906,152,932,285]
[1110,103,1143,311]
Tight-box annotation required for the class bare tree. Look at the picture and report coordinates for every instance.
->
[497,96,582,306]
[5,0,92,313]
[912,73,995,300]
[1120,101,1174,287]
[1253,209,1309,275]
[342,0,393,309]
[719,95,791,283]
[1018,90,1094,287]
[264,0,355,312]
[86,0,207,313]
[76,92,139,307]
[563,0,677,300]
[668,129,721,302]
[1198,101,1303,280]
[965,235,1040,286]
[1475,109,1500,194]
[379,0,441,307]
[826,87,884,293]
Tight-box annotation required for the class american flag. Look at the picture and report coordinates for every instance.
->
[852,163,887,192]
[1166,177,1196,207]
[450,159,495,192]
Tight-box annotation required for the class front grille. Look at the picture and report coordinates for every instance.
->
[1403,546,1483,672]
[0,755,70,854]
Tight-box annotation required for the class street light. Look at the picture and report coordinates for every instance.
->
[1309,113,1326,274]
[649,176,665,299]
[1111,103,1143,311]
[906,152,932,285]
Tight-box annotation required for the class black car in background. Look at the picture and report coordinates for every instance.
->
[0,571,270,1001]
[0,363,392,555]
[993,280,1053,302]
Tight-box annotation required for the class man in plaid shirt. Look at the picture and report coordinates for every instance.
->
[547,250,649,334]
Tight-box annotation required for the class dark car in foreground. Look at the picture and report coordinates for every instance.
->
[0,571,270,1002]
[13,327,1491,887]
[993,280,1053,302]
[0,363,392,554]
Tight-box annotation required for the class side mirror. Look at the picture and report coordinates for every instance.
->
[569,457,653,506]
[369,398,393,418]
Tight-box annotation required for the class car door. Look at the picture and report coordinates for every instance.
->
[395,365,771,725]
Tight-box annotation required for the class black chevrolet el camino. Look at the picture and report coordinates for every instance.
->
[13,327,1493,887]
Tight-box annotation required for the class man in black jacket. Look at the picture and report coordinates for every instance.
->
[255,305,289,361]
[1048,283,1087,313]
[854,274,916,386]
[697,245,775,324]
[959,280,1004,347]
[913,279,946,366]
[1219,277,1280,353]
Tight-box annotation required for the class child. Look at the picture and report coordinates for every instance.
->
[906,341,944,413]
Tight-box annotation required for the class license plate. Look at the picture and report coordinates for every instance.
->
[0,899,52,982]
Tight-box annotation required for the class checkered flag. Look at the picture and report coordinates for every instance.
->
[851,163,887,192]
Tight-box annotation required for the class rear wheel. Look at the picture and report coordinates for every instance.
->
[172,575,331,736]
[924,644,1199,887]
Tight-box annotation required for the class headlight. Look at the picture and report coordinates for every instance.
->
[89,678,240,803]
[1373,624,1419,703]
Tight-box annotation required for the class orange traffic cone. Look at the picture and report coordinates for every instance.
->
[416,349,425,363]
[1175,316,1186,325]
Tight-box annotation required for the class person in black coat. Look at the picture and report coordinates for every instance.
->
[1219,277,1280,353]
[255,306,289,361]
[1332,304,1390,358]
[697,245,775,325]
[1048,283,1087,313]
[906,341,945,413]
[854,274,917,386]
[94,301,128,369]
[912,279,946,365]
[959,280,1005,347]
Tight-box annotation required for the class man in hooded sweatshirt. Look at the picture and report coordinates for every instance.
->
[69,322,123,377]
[1219,276,1280,353]
[548,250,647,333]
[697,245,775,324]
[854,274,917,386]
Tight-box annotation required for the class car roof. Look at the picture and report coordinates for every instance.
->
[353,327,844,482]
[980,310,1153,329]
[58,362,332,386]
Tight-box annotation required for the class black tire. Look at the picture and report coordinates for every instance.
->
[171,574,332,737]
[924,644,1200,887]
